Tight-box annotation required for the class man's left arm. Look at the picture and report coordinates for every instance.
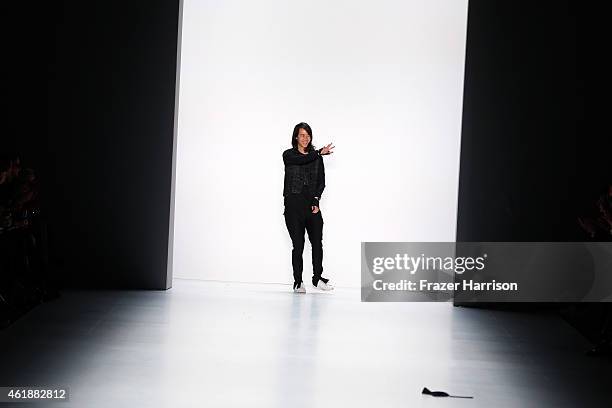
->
[312,158,326,209]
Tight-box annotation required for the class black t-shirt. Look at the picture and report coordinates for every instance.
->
[282,147,325,199]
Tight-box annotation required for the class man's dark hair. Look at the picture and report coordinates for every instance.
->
[291,122,315,152]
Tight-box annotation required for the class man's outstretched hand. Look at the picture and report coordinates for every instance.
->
[311,206,320,214]
[320,143,335,155]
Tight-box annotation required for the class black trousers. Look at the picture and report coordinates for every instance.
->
[283,192,327,286]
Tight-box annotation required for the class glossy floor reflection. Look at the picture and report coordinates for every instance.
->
[0,279,609,407]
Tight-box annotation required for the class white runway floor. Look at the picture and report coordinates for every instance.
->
[0,279,609,407]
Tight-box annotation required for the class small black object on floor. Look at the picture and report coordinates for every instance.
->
[422,387,473,399]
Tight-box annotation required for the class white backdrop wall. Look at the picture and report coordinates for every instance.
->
[173,0,469,287]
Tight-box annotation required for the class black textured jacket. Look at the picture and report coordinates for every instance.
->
[282,147,325,202]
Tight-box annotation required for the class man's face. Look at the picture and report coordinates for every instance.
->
[297,129,311,150]
[9,161,19,177]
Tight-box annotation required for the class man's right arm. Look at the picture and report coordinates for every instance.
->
[282,148,322,165]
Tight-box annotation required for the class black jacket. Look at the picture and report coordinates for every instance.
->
[282,147,325,202]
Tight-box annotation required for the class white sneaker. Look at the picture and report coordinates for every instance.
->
[293,282,306,293]
[314,280,334,291]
